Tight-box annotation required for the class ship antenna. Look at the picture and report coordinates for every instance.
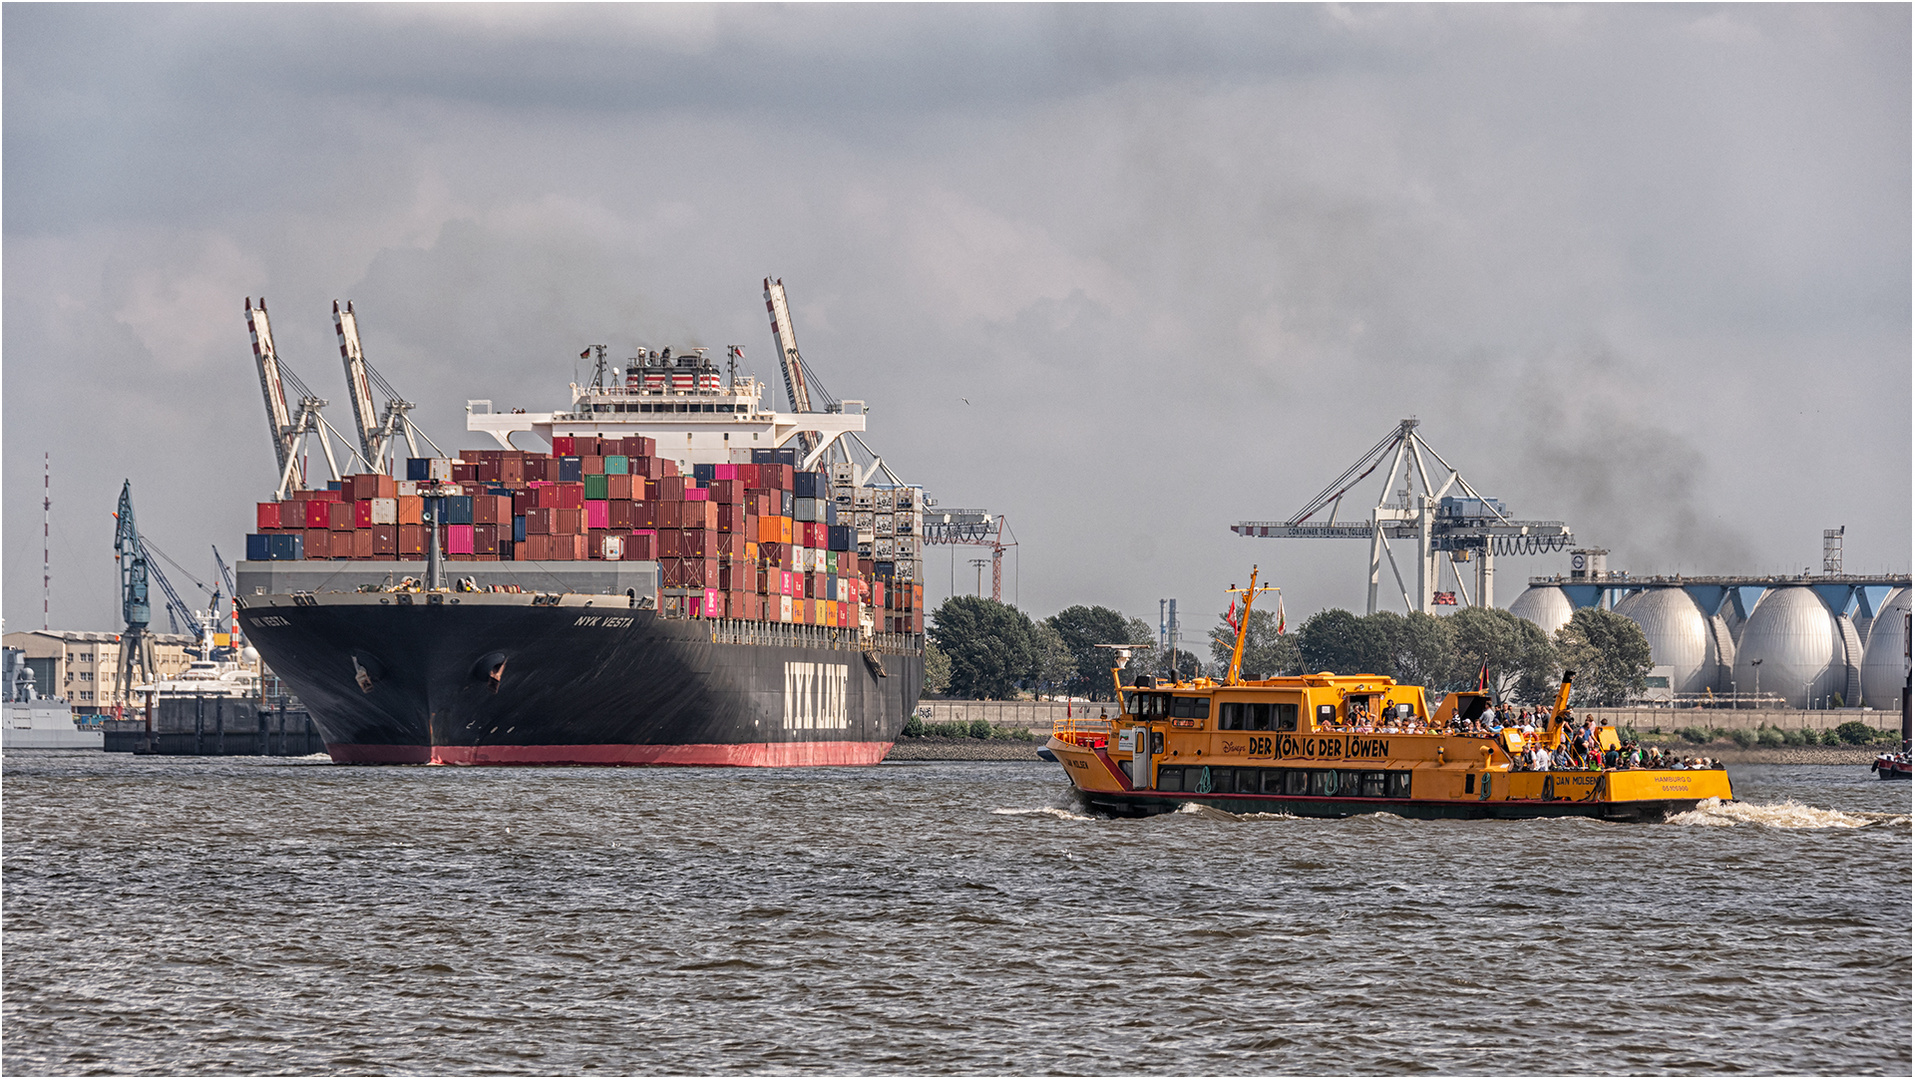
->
[1223,566,1278,686]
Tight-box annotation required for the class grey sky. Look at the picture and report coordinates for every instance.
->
[5,4,1908,637]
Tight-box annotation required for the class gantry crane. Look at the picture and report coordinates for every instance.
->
[1233,419,1572,614]
[924,510,1017,602]
[763,278,820,461]
[112,481,158,714]
[334,300,442,472]
[247,298,353,498]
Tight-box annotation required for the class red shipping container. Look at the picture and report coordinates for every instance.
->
[347,530,373,559]
[355,500,376,529]
[717,504,742,533]
[656,477,683,501]
[512,491,538,516]
[304,501,332,529]
[357,474,398,500]
[554,508,584,535]
[371,525,398,555]
[256,503,280,531]
[397,525,426,556]
[666,557,718,588]
[536,485,561,509]
[609,500,634,530]
[659,458,678,478]
[552,436,576,456]
[300,530,329,559]
[452,461,477,482]
[326,502,354,530]
[557,534,587,561]
[476,458,502,482]
[627,531,657,561]
[632,502,657,530]
[498,456,526,485]
[585,500,610,529]
[681,529,718,557]
[445,525,475,555]
[524,507,554,535]
[581,455,604,474]
[275,502,302,529]
[473,495,508,524]
[762,465,793,490]
[606,474,634,500]
[556,483,585,510]
[709,480,742,504]
[682,502,717,531]
[473,523,499,555]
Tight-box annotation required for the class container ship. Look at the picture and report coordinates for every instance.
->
[232,281,926,765]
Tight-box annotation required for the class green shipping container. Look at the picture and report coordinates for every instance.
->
[603,454,629,475]
[583,474,609,500]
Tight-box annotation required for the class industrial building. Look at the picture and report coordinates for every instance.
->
[1,630,195,715]
[1508,544,1908,710]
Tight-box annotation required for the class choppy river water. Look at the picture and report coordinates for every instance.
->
[4,752,1908,1075]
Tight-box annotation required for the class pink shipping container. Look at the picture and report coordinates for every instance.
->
[713,463,737,481]
[684,487,709,502]
[445,525,475,555]
[585,500,610,529]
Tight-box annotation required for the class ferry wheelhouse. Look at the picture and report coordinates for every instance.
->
[1047,568,1734,821]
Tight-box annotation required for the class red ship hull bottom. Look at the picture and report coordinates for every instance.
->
[327,740,895,767]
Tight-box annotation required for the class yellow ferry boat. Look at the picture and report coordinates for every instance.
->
[1046,568,1733,821]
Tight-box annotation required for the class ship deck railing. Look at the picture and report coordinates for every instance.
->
[1052,716,1113,748]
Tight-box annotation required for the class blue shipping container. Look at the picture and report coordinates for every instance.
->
[406,458,433,481]
[559,456,583,482]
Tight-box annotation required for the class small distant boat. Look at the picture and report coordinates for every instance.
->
[1872,747,1911,780]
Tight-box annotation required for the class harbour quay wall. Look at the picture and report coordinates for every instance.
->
[103,697,324,756]
[917,700,1901,736]
[1574,707,1898,734]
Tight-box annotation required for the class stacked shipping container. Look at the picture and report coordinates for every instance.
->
[246,438,923,632]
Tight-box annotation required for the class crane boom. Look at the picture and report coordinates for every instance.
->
[247,298,296,480]
[763,278,817,458]
[335,300,381,468]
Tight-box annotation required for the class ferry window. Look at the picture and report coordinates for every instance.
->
[1464,774,1476,795]
[1390,771,1413,798]
[1208,768,1232,793]
[1360,772,1387,798]
[1157,766,1183,792]
[1310,769,1341,797]
[1218,702,1243,730]
[1172,696,1208,719]
[1284,769,1309,795]
[1275,703,1299,732]
[1261,769,1287,795]
[1236,768,1260,794]
[1316,704,1336,729]
[1247,703,1271,730]
[1137,694,1169,719]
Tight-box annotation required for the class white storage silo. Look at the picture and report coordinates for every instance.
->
[1508,585,1574,638]
[1612,587,1729,696]
[1731,586,1846,709]
[1861,587,1909,711]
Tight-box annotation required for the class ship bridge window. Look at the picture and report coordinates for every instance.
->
[1171,696,1209,720]
[1122,691,1170,719]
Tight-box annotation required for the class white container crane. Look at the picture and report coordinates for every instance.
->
[334,300,440,471]
[246,297,350,498]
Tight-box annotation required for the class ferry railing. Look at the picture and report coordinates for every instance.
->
[1052,714,1114,748]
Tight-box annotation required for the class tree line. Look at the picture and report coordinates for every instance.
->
[925,594,1654,708]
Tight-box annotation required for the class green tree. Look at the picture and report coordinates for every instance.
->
[1031,621,1076,699]
[1553,608,1653,706]
[1045,605,1136,699]
[1297,609,1392,675]
[921,641,951,697]
[1446,606,1556,702]
[1373,610,1455,691]
[928,595,1039,700]
[1209,607,1302,680]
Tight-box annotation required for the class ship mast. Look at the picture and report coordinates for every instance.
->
[1222,566,1277,686]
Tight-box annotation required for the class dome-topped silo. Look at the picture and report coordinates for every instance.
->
[1509,585,1574,638]
[1613,587,1726,696]
[1732,586,1845,709]
[1861,587,1910,711]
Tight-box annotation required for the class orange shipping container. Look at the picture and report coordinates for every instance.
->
[328,501,355,530]
[397,524,426,556]
[397,495,424,526]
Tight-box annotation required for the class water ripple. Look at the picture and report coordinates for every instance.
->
[3,754,1908,1075]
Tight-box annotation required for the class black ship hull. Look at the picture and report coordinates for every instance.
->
[236,592,922,766]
